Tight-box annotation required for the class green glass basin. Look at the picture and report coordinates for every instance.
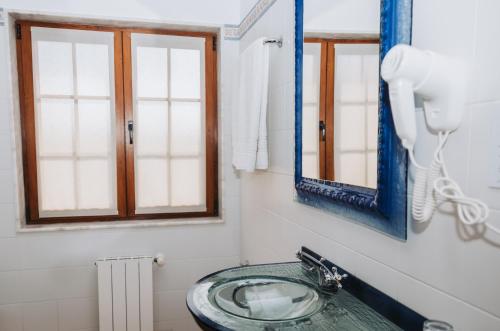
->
[213,277,323,321]
[187,263,404,330]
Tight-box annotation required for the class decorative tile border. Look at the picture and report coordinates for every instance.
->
[223,24,240,40]
[223,0,277,40]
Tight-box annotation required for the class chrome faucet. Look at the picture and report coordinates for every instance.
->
[296,250,348,292]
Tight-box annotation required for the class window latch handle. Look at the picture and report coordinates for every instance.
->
[128,120,134,144]
[319,121,326,141]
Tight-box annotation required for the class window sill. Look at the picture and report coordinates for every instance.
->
[17,217,224,233]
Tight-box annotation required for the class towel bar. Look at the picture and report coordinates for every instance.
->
[263,37,283,48]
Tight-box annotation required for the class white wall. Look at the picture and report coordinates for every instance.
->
[240,0,259,20]
[1,0,500,330]
[304,0,380,34]
[1,0,241,26]
[0,1,241,331]
[239,0,500,330]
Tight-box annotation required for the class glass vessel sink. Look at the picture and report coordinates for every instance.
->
[213,277,322,321]
[187,263,406,330]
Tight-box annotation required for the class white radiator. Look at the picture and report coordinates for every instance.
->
[96,256,157,331]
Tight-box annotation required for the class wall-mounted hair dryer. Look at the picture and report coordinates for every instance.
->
[381,45,495,234]
[381,44,466,150]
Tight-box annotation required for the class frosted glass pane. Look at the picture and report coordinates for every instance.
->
[366,82,379,103]
[367,152,377,189]
[364,54,380,102]
[337,55,362,80]
[36,41,73,95]
[77,159,113,209]
[338,105,365,150]
[171,158,204,206]
[338,153,366,187]
[136,47,168,98]
[38,98,74,156]
[303,43,321,103]
[302,104,319,152]
[136,158,168,208]
[78,100,111,156]
[171,49,200,98]
[338,82,365,103]
[303,54,316,103]
[302,154,318,179]
[39,160,75,211]
[136,101,168,156]
[366,104,379,150]
[170,102,201,156]
[364,54,380,75]
[76,43,111,97]
[336,55,364,102]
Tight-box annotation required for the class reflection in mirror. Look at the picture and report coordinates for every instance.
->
[301,0,380,189]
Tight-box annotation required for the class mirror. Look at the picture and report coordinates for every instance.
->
[294,0,413,239]
[301,1,380,188]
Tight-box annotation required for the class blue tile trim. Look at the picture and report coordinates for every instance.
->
[223,0,277,40]
[238,0,277,39]
[294,0,413,240]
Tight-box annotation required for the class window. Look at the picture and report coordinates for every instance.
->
[302,38,379,188]
[302,41,323,179]
[16,21,218,224]
[333,43,379,188]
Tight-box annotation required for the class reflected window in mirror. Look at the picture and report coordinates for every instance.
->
[301,0,381,189]
[302,38,379,188]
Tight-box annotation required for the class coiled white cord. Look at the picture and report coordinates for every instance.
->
[410,154,441,223]
[409,131,498,234]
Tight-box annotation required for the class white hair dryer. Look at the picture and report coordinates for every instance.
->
[381,45,494,233]
[381,44,466,150]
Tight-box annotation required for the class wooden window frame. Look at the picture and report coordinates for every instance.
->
[304,37,379,182]
[16,21,218,224]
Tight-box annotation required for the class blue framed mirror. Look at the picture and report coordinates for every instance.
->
[294,0,413,239]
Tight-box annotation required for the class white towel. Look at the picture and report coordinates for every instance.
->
[232,37,270,171]
[245,288,293,318]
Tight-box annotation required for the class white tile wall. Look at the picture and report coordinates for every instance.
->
[1,0,499,330]
[57,298,98,331]
[467,102,500,210]
[239,0,500,330]
[0,304,22,331]
[22,301,59,331]
[470,0,500,103]
[0,1,242,330]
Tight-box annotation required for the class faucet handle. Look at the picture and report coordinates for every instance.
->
[331,267,348,288]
